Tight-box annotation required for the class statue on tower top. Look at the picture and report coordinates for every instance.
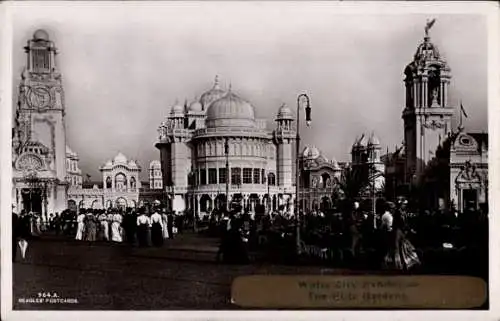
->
[425,18,436,37]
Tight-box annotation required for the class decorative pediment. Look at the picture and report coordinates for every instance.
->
[452,133,478,152]
[16,153,45,172]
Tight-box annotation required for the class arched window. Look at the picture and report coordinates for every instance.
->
[106,176,112,189]
[115,173,127,191]
[321,173,331,189]
[268,173,276,186]
[130,176,136,189]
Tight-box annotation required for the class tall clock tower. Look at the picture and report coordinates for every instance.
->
[402,23,454,180]
[12,29,68,215]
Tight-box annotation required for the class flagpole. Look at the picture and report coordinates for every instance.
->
[459,99,463,129]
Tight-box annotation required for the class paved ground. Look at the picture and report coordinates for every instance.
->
[12,232,489,310]
[12,233,349,310]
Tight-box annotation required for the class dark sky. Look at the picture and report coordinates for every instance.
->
[11,4,488,181]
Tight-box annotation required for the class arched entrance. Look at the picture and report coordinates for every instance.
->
[320,196,331,212]
[231,194,243,212]
[248,194,259,212]
[200,194,212,213]
[91,200,101,210]
[215,194,226,210]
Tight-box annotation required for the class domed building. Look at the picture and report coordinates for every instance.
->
[67,152,142,210]
[156,77,296,216]
[298,146,343,212]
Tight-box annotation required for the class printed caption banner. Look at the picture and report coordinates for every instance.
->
[231,275,487,309]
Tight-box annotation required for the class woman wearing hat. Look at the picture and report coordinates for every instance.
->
[110,209,123,243]
[382,202,420,271]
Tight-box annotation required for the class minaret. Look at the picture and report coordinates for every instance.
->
[13,29,68,214]
[274,104,295,189]
[402,20,454,179]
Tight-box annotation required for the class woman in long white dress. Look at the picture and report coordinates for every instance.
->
[111,211,123,243]
[98,211,109,241]
[75,210,86,241]
[162,209,169,239]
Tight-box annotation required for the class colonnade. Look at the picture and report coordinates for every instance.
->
[170,193,295,217]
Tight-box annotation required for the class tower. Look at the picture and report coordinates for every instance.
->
[274,104,295,189]
[155,101,191,211]
[402,21,454,178]
[367,133,385,190]
[149,160,163,190]
[12,29,68,214]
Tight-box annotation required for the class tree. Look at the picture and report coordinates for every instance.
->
[332,163,383,205]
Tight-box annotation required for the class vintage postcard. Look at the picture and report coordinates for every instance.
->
[1,1,498,321]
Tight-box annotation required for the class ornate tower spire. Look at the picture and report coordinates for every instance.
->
[402,20,454,177]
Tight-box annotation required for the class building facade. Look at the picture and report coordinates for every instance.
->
[297,146,342,212]
[385,23,488,212]
[156,77,296,216]
[402,27,454,179]
[12,30,70,215]
[351,132,385,191]
[149,160,163,190]
[67,152,143,210]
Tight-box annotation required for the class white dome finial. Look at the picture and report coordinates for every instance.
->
[214,75,220,89]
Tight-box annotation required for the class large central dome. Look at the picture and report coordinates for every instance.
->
[206,90,256,128]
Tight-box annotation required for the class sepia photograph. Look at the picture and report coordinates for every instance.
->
[1,1,498,319]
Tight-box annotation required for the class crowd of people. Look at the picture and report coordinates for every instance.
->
[12,197,488,273]
[12,203,189,262]
[205,197,488,271]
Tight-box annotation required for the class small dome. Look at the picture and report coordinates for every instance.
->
[356,134,369,147]
[33,29,49,41]
[149,160,161,169]
[277,104,293,120]
[302,146,310,157]
[306,146,321,159]
[414,36,440,61]
[66,145,74,155]
[368,133,380,145]
[128,160,139,168]
[330,158,340,170]
[170,102,184,116]
[188,100,203,113]
[114,152,127,164]
[200,76,226,110]
[206,90,256,128]
[104,160,113,167]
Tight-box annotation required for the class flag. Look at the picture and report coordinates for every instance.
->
[460,102,468,118]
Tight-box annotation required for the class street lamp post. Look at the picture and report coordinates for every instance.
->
[267,173,271,213]
[225,137,230,213]
[295,93,311,257]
